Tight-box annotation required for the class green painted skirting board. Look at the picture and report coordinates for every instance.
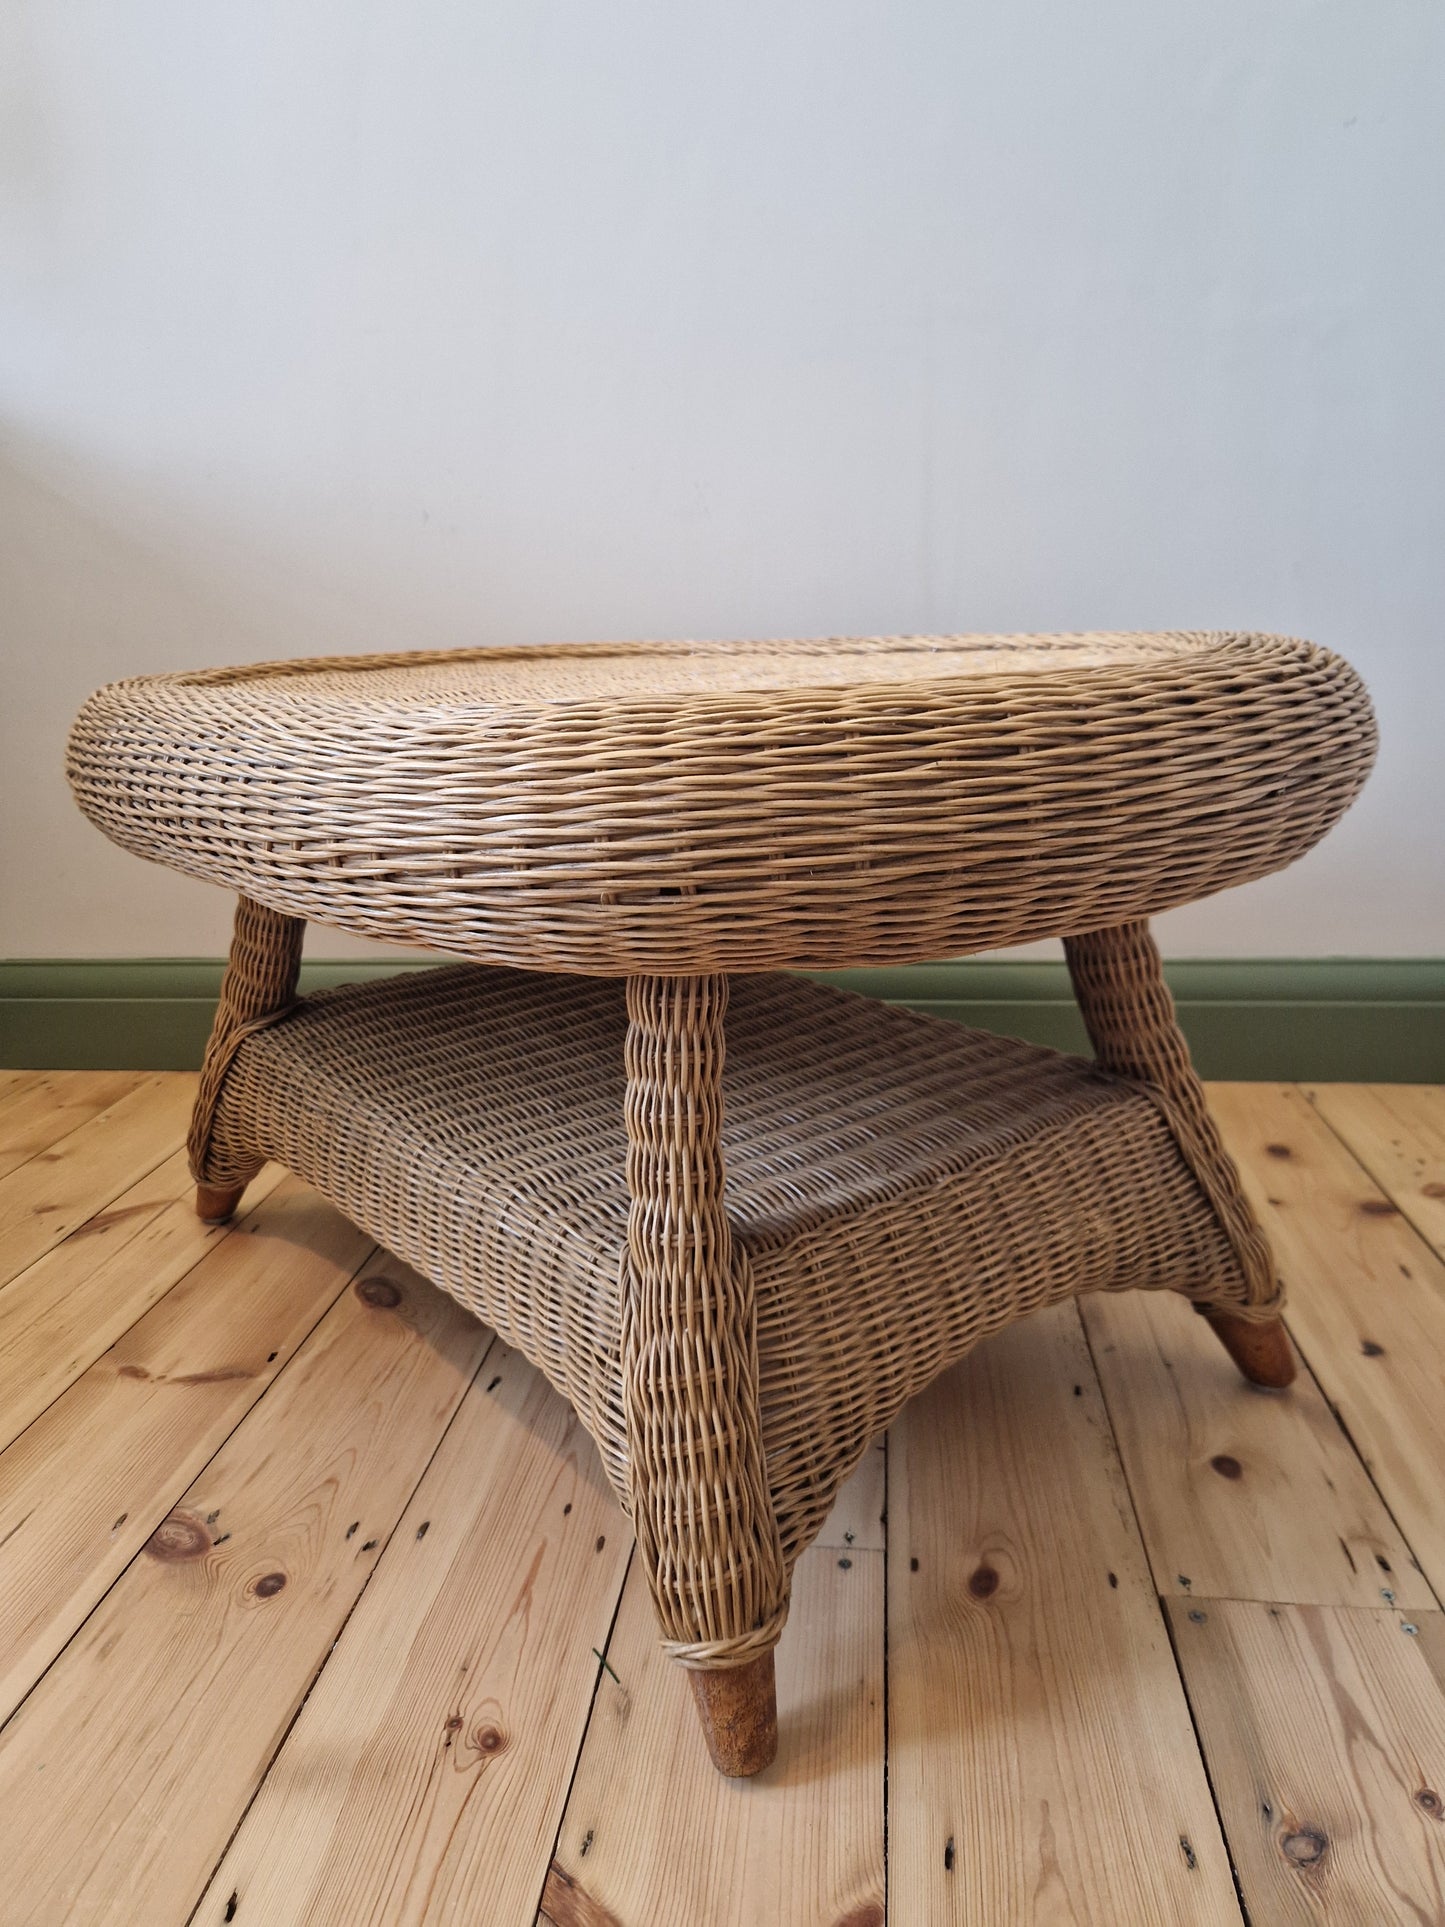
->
[1,958,1441,1082]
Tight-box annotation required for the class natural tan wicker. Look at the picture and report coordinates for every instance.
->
[68,633,1374,975]
[68,633,1375,1776]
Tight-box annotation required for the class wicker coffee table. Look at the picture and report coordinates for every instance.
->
[69,633,1375,1776]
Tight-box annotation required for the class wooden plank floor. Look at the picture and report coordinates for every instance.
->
[0,1076,1442,1924]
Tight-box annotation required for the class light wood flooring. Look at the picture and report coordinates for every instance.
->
[1,1069,1443,1924]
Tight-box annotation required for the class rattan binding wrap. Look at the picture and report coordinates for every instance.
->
[196,938,1262,1658]
[67,632,1377,976]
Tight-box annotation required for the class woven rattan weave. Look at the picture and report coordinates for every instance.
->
[68,632,1376,1776]
[68,632,1374,974]
[202,957,1253,1567]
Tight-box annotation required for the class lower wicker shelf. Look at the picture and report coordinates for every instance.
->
[201,962,1239,1571]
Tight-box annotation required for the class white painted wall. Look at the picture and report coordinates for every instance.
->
[3,2,1441,960]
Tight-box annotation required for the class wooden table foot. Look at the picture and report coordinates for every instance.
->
[195,1182,244,1224]
[1200,1308,1296,1388]
[687,1652,779,1777]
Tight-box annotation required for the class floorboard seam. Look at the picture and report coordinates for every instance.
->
[1279,1328,1445,1615]
[529,1539,637,1926]
[0,1073,148,1183]
[0,1186,272,1462]
[0,1108,193,1291]
[1272,1085,1445,1614]
[1157,1597,1253,1927]
[1075,1301,1249,1924]
[1297,1083,1445,1265]
[182,1328,503,1927]
[0,1242,376,1746]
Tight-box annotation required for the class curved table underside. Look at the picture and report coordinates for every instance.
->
[67,632,1376,973]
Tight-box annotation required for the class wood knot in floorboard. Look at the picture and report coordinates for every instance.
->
[143,1511,211,1561]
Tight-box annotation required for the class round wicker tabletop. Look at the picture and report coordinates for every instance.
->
[68,632,1376,974]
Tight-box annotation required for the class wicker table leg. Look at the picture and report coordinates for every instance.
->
[188,896,305,1222]
[1064,920,1295,1388]
[622,973,790,1776]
